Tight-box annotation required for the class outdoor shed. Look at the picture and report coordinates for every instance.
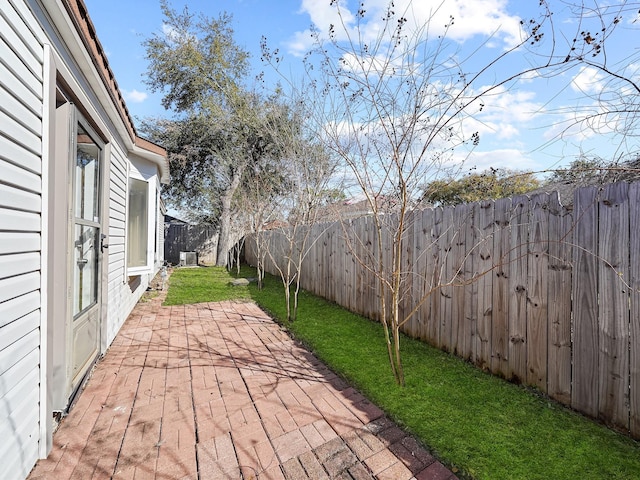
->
[0,1,169,478]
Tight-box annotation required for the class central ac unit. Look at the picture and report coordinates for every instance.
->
[179,251,198,266]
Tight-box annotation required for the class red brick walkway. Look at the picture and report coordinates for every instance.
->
[29,291,458,479]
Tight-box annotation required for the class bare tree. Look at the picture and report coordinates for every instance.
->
[237,137,292,285]
[262,0,635,385]
[259,95,343,321]
[543,1,640,154]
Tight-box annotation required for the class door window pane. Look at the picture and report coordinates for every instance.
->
[127,178,149,268]
[75,123,100,221]
[73,225,98,316]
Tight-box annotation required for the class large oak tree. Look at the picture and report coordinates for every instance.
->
[142,1,271,266]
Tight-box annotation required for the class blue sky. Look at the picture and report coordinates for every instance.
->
[84,0,640,175]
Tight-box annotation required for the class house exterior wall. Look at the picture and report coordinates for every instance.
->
[0,1,168,479]
[0,1,46,478]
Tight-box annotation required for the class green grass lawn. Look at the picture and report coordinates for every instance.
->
[164,265,640,480]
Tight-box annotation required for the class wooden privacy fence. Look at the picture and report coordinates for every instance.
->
[164,223,218,265]
[244,181,640,439]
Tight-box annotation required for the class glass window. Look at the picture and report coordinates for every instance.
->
[75,124,100,222]
[127,178,149,268]
[73,225,98,316]
[72,121,101,318]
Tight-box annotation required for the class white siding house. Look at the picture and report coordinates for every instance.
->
[0,1,169,478]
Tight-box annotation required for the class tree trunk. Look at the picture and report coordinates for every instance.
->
[216,166,245,267]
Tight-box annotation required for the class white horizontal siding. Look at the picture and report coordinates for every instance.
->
[0,311,39,354]
[0,208,39,232]
[0,252,40,280]
[0,290,39,329]
[0,83,41,134]
[0,367,39,480]
[0,349,39,418]
[110,208,125,223]
[0,183,41,212]
[156,182,164,266]
[0,132,41,174]
[107,235,124,251]
[109,218,125,232]
[0,38,41,100]
[109,242,124,255]
[0,60,41,116]
[0,383,39,456]
[109,194,126,214]
[2,427,39,480]
[0,46,40,103]
[105,146,128,345]
[111,164,127,189]
[0,232,40,254]
[0,272,40,304]
[108,255,125,278]
[0,1,44,478]
[0,158,40,192]
[0,367,38,430]
[0,368,39,480]
[0,5,43,79]
[107,263,124,285]
[0,328,39,378]
[0,109,40,154]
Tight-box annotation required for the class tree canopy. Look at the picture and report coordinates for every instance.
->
[421,168,541,206]
[141,2,303,266]
[143,0,249,114]
[548,155,640,185]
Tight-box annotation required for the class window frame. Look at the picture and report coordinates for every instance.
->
[126,158,158,275]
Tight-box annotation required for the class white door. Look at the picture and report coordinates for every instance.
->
[69,120,102,392]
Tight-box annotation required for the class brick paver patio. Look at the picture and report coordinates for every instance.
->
[28,288,458,479]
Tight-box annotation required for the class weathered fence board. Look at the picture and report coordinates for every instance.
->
[420,208,435,342]
[401,210,415,337]
[407,209,423,339]
[527,194,549,390]
[547,193,573,404]
[630,182,640,436]
[492,197,511,377]
[597,182,629,429]
[463,202,478,361]
[476,200,494,370]
[508,195,529,383]
[429,207,443,345]
[441,206,455,352]
[571,186,600,418]
[451,204,468,356]
[244,180,640,439]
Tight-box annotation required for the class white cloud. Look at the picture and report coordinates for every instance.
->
[479,86,542,124]
[288,0,525,56]
[571,66,605,94]
[162,23,178,39]
[403,0,524,46]
[449,86,542,146]
[161,23,191,44]
[543,105,620,144]
[519,70,540,83]
[464,148,538,171]
[123,89,148,103]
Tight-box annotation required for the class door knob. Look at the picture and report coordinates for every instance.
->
[100,233,109,254]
